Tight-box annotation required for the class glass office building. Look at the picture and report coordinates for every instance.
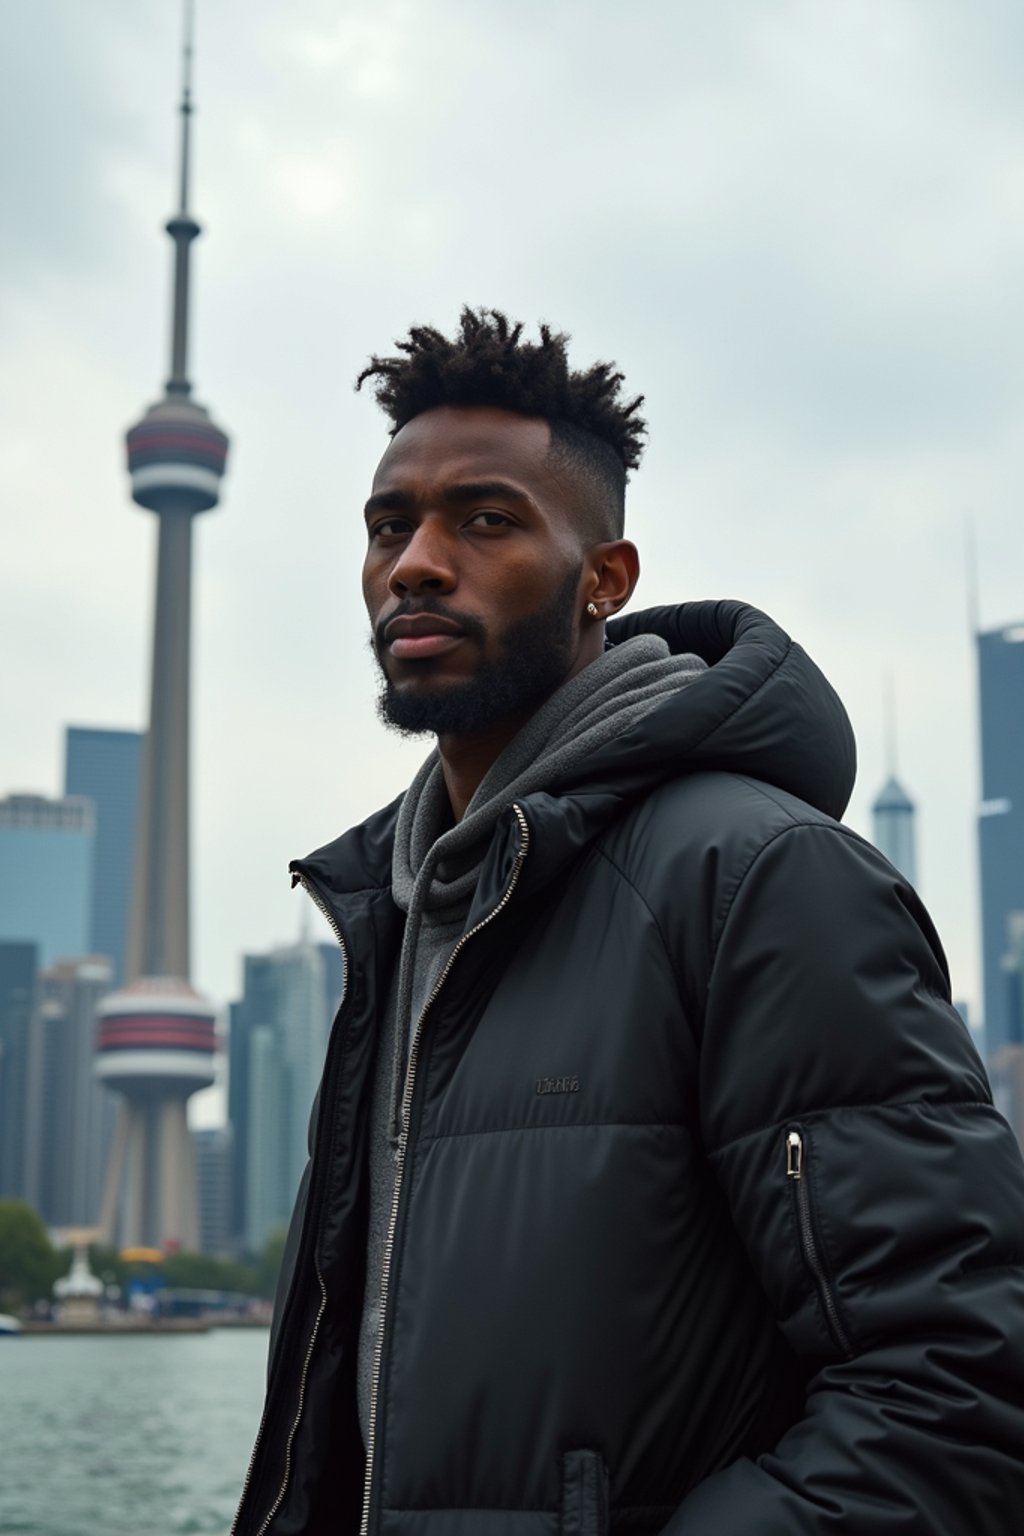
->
[0,794,94,967]
[64,727,142,986]
[977,622,1024,1057]
[0,940,38,1198]
[229,940,343,1253]
[871,774,917,887]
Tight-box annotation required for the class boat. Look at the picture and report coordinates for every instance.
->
[0,1313,23,1336]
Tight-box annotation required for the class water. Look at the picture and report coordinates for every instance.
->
[0,1329,268,1536]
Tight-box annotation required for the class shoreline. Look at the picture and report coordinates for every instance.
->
[15,1316,270,1336]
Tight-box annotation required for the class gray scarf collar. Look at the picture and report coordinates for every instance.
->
[391,633,707,919]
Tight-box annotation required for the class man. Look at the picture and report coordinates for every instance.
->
[233,309,1024,1536]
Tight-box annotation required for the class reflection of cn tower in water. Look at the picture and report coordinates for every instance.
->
[97,1,229,1250]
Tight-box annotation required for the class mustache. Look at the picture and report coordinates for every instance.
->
[373,600,487,654]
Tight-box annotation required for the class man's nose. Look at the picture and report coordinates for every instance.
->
[387,519,456,597]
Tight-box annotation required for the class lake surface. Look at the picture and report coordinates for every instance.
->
[0,1329,268,1536]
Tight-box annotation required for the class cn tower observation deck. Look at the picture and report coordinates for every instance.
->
[126,393,228,516]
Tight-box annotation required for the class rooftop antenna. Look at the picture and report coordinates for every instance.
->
[965,512,980,638]
[883,672,898,777]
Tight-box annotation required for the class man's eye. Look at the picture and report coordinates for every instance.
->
[370,518,412,539]
[466,509,512,529]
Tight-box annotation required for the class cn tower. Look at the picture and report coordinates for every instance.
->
[97,0,228,1251]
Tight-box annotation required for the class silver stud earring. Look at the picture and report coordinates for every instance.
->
[586,601,600,618]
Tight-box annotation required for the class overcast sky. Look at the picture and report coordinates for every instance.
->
[3,0,1022,1118]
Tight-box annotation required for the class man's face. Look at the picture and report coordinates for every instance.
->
[363,406,592,739]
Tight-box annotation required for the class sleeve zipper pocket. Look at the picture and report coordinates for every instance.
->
[785,1127,853,1357]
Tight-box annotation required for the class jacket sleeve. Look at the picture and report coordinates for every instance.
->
[669,819,1024,1534]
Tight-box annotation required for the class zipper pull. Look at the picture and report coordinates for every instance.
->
[786,1130,803,1179]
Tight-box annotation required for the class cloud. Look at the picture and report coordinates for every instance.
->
[2,0,1022,1026]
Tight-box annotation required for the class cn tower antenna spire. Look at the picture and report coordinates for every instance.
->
[167,0,201,397]
[178,0,195,216]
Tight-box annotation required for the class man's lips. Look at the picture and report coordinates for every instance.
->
[383,613,466,660]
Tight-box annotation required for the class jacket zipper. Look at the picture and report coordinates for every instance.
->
[231,871,349,1536]
[293,868,350,997]
[785,1128,852,1356]
[232,1265,329,1536]
[359,803,531,1536]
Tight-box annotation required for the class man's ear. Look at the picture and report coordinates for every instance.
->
[584,540,640,618]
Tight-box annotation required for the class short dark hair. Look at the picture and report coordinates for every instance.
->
[356,307,646,542]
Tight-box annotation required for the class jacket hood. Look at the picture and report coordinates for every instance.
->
[292,599,856,906]
[591,598,855,818]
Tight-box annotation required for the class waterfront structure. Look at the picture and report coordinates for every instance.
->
[53,1245,105,1324]
[25,958,115,1229]
[64,727,143,986]
[230,941,342,1253]
[0,794,93,967]
[0,941,38,1199]
[97,10,229,1251]
[871,775,917,888]
[96,978,216,1247]
[977,622,1024,1056]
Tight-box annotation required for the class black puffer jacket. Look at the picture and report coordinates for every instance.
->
[233,601,1024,1536]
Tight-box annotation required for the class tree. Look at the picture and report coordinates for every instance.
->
[161,1249,256,1294]
[0,1200,62,1310]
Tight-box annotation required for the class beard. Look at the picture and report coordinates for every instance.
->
[373,565,583,738]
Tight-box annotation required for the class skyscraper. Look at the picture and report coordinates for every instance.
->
[230,941,340,1254]
[97,6,229,1251]
[871,775,917,887]
[0,941,38,1199]
[227,991,252,1250]
[64,727,142,986]
[25,957,116,1229]
[192,1124,232,1256]
[988,915,1024,1148]
[977,621,1024,1056]
[0,794,94,966]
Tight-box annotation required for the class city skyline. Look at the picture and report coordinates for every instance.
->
[2,0,1023,1029]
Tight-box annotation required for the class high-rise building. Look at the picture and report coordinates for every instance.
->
[977,622,1024,1056]
[192,1124,232,1256]
[96,10,229,1252]
[988,914,1024,1148]
[24,957,116,1229]
[64,727,143,986]
[0,942,38,1199]
[871,775,917,887]
[0,794,94,967]
[231,941,340,1254]
[227,992,252,1250]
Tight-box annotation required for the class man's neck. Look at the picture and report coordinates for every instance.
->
[436,716,532,822]
[434,639,606,820]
